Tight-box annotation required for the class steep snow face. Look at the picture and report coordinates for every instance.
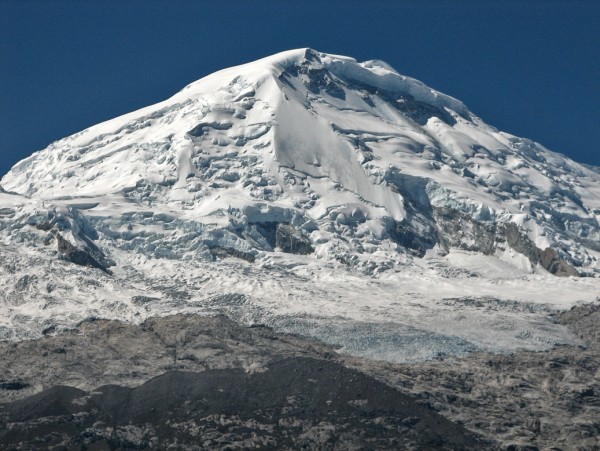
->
[1,49,599,360]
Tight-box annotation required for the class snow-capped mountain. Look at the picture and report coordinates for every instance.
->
[1,49,599,361]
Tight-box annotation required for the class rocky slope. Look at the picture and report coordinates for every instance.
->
[1,303,598,449]
[349,302,600,450]
[0,315,485,450]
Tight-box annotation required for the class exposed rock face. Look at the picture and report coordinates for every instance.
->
[434,207,498,255]
[433,208,579,276]
[503,222,540,262]
[56,233,111,273]
[504,223,578,276]
[275,223,314,254]
[255,221,315,254]
[209,245,256,263]
[559,302,600,347]
[17,207,115,273]
[389,218,437,257]
[539,247,579,277]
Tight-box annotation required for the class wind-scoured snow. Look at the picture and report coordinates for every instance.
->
[1,49,599,362]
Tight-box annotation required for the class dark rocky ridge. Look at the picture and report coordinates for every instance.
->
[0,315,484,450]
[1,358,482,450]
[1,302,599,449]
[254,221,315,255]
[56,233,111,273]
[209,245,256,263]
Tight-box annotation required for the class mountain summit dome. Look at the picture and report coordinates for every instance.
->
[4,48,598,274]
[0,49,598,357]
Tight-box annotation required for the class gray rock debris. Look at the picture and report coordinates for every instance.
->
[347,301,600,450]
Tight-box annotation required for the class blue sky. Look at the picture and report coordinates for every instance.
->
[1,0,598,177]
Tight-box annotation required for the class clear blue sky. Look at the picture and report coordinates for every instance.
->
[1,0,598,178]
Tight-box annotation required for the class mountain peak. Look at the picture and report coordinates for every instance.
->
[1,48,599,278]
[1,48,599,358]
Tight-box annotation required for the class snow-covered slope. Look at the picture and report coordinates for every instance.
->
[1,49,599,361]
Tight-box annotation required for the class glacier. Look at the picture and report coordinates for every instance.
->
[1,48,599,362]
